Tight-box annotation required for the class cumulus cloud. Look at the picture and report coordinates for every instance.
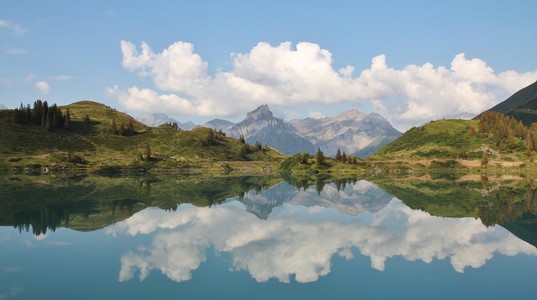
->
[109,41,537,130]
[0,19,25,36]
[35,81,51,95]
[108,189,537,283]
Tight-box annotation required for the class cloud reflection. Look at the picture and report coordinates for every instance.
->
[108,198,537,283]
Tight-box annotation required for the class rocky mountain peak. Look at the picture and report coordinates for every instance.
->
[246,104,274,121]
[334,109,367,121]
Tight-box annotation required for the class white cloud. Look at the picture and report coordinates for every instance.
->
[0,77,12,86]
[109,41,537,131]
[35,81,51,95]
[108,195,537,283]
[25,73,36,82]
[0,19,25,36]
[48,75,73,81]
[6,48,27,55]
[308,111,326,119]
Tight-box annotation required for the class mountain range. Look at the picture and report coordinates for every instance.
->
[137,105,401,157]
[204,105,401,157]
[239,180,394,219]
[136,113,196,130]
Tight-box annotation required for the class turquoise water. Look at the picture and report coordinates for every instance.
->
[1,180,537,299]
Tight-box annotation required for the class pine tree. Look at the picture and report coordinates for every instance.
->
[12,109,21,124]
[239,133,245,144]
[341,151,347,163]
[64,109,71,129]
[239,144,249,160]
[335,148,342,161]
[300,153,309,164]
[84,113,91,123]
[206,129,216,145]
[316,148,325,165]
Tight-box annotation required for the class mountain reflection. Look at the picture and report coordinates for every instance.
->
[108,181,537,284]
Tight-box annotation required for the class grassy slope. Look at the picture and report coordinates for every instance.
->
[0,101,285,172]
[372,119,531,162]
[373,119,485,159]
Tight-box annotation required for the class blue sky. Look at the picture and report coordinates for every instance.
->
[1,0,536,130]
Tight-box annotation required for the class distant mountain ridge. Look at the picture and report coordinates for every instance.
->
[138,105,400,157]
[202,105,400,157]
[290,110,401,157]
[136,113,196,130]
[226,105,315,155]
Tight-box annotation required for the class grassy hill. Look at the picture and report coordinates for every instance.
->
[372,116,534,163]
[0,100,285,173]
[372,119,486,160]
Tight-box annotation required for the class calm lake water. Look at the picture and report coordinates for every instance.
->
[1,175,537,299]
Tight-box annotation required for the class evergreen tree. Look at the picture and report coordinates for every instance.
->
[316,148,325,165]
[341,151,347,163]
[239,144,249,160]
[239,133,246,144]
[64,109,71,129]
[300,153,309,164]
[25,104,32,123]
[335,148,342,161]
[12,109,21,124]
[84,113,91,123]
[206,129,217,145]
[42,101,49,128]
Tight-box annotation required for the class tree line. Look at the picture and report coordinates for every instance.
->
[12,100,71,131]
[479,111,537,155]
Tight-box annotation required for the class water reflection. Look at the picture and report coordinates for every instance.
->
[107,180,537,283]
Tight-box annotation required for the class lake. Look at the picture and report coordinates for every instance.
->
[1,174,537,299]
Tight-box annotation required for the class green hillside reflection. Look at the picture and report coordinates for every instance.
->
[0,174,280,235]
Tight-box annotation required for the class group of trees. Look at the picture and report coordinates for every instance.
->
[166,121,180,130]
[110,119,136,136]
[12,100,71,131]
[479,111,537,156]
[297,148,359,166]
[203,129,225,146]
[334,148,359,164]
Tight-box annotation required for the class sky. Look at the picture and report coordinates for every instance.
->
[1,0,537,131]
